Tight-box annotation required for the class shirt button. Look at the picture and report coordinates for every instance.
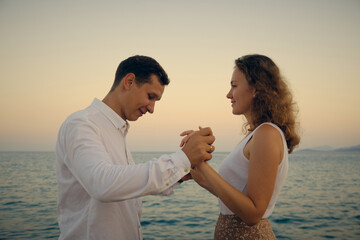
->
[166,182,169,186]
[184,168,189,173]
[117,127,120,131]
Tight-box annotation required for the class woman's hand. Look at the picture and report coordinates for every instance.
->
[179,126,203,147]
[179,130,195,147]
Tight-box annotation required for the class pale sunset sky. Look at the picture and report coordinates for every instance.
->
[0,0,359,152]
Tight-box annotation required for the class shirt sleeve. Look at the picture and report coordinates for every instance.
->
[61,117,191,203]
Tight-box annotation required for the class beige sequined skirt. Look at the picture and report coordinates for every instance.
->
[214,214,277,240]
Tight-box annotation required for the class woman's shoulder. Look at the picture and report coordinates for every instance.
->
[251,123,284,163]
[252,123,283,144]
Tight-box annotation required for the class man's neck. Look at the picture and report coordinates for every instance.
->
[102,92,126,121]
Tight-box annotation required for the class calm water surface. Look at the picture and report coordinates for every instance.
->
[0,151,359,239]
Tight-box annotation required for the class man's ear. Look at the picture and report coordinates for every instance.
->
[123,73,136,90]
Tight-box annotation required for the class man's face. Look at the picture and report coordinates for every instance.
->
[124,74,165,121]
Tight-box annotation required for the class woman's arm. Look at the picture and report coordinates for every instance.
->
[190,166,218,196]
[195,124,283,225]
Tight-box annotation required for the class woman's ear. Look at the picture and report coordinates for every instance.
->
[251,87,256,97]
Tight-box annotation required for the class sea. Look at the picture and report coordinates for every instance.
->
[0,151,359,239]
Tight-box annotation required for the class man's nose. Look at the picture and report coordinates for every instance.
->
[147,102,155,114]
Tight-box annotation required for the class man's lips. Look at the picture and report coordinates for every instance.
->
[139,109,146,116]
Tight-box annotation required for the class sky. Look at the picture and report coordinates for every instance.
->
[0,0,359,152]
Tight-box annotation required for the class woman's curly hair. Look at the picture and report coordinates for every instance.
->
[235,54,300,153]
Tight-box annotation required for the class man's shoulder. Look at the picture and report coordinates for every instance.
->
[60,106,103,136]
[67,104,100,121]
[60,106,100,130]
[64,108,87,122]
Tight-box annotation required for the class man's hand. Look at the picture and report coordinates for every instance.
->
[181,127,215,168]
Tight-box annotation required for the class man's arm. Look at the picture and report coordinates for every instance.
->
[59,120,214,202]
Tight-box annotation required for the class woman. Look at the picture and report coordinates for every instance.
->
[181,54,300,239]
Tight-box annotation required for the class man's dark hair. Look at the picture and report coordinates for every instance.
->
[111,55,170,91]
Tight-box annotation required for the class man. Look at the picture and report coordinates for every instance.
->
[55,55,215,240]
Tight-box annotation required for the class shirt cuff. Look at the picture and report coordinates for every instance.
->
[158,150,191,195]
[171,150,191,176]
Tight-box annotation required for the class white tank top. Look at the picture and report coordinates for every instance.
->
[218,122,289,218]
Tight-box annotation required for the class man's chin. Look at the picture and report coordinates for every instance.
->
[128,115,141,121]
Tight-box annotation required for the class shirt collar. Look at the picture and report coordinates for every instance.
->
[91,98,130,134]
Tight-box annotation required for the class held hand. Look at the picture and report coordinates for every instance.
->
[179,130,195,147]
[181,127,215,168]
[179,126,204,147]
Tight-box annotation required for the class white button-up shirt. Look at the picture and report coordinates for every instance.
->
[56,98,191,240]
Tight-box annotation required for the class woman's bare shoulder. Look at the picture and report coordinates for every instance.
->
[253,124,281,139]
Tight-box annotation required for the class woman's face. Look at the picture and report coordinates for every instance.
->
[226,68,255,117]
